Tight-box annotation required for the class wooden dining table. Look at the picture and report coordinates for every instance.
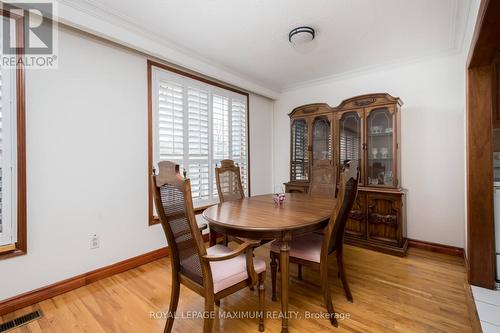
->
[202,193,336,333]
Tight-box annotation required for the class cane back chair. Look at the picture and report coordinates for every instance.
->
[152,161,266,333]
[214,159,270,247]
[215,159,245,203]
[270,160,359,327]
[214,159,245,245]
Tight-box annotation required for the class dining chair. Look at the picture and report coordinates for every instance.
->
[215,159,245,202]
[269,160,359,327]
[214,159,272,249]
[152,161,267,333]
[301,161,337,278]
[214,159,251,245]
[308,162,336,197]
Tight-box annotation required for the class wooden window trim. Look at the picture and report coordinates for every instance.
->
[0,9,27,259]
[147,60,250,226]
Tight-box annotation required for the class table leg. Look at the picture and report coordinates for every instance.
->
[280,239,290,333]
[209,226,217,247]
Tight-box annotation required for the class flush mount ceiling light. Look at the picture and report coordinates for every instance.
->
[288,26,315,46]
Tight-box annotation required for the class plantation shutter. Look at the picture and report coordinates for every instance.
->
[0,69,3,235]
[153,67,249,205]
[0,66,14,246]
[158,80,184,163]
[0,69,3,237]
[212,94,229,161]
[187,87,210,201]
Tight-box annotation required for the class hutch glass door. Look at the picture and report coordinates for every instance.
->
[367,107,394,187]
[309,117,334,195]
[313,118,331,162]
[291,119,309,181]
[339,111,361,175]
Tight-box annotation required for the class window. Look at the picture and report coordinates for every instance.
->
[0,51,16,247]
[148,61,249,224]
[0,10,27,258]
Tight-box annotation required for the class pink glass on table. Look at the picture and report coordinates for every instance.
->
[273,193,286,205]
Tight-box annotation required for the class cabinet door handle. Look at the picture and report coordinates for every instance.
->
[362,143,367,150]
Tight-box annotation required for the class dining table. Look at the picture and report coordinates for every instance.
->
[202,193,337,333]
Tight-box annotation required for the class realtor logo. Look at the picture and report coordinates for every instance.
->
[1,1,58,68]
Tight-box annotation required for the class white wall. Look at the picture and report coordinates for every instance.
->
[249,94,274,195]
[0,26,274,300]
[461,0,481,257]
[274,53,467,248]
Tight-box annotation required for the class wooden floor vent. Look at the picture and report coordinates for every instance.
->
[0,310,42,332]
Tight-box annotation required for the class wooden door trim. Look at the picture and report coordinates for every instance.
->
[465,0,499,289]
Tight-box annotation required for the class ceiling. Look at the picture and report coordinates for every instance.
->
[64,0,472,92]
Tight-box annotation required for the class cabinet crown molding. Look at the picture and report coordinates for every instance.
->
[289,93,403,118]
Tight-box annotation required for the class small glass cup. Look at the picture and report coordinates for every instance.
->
[273,193,286,205]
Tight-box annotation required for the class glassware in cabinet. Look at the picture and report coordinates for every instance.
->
[366,107,395,187]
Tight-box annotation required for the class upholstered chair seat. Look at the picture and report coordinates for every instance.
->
[208,245,266,293]
[270,233,325,263]
[270,160,359,328]
[152,161,267,333]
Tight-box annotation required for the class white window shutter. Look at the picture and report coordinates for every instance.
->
[158,80,184,161]
[0,65,14,246]
[153,67,248,205]
[0,69,3,236]
[187,87,210,201]
[187,87,209,158]
[212,94,229,161]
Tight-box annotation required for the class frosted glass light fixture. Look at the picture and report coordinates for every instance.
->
[288,26,315,46]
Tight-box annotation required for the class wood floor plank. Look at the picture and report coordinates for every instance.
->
[1,245,477,333]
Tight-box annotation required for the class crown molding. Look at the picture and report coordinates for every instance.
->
[281,48,464,93]
[281,0,474,92]
[53,0,473,97]
[54,0,279,99]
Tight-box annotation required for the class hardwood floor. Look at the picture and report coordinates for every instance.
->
[1,245,477,332]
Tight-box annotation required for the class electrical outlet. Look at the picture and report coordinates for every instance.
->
[90,234,99,249]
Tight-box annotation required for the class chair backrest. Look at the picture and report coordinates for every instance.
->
[309,161,336,197]
[151,161,208,286]
[215,159,244,202]
[322,160,359,255]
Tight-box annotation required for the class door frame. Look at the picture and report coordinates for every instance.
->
[466,0,500,289]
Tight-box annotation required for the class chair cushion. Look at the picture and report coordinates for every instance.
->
[231,236,253,244]
[207,245,266,293]
[270,233,324,263]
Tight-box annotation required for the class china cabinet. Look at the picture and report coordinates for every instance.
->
[284,93,408,256]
